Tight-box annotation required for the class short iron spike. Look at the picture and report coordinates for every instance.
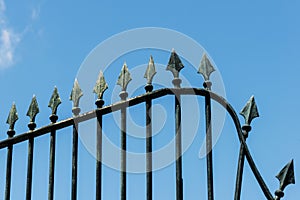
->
[27,95,40,123]
[117,62,132,92]
[274,160,295,200]
[48,87,62,116]
[144,55,157,85]
[277,159,295,189]
[93,70,108,99]
[197,53,215,82]
[6,103,18,131]
[240,95,259,126]
[70,79,83,108]
[166,49,184,79]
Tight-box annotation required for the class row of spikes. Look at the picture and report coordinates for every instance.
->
[4,50,295,195]
[6,50,215,132]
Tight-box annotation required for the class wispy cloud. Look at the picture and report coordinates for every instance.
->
[0,0,20,69]
[31,5,40,20]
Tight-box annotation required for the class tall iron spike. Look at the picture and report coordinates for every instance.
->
[94,70,107,200]
[5,103,18,200]
[6,103,18,131]
[197,53,215,82]
[48,87,61,116]
[27,95,39,123]
[70,79,83,108]
[235,95,259,200]
[166,49,184,79]
[144,55,157,85]
[117,63,132,92]
[240,95,259,125]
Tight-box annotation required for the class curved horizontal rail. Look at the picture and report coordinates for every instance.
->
[0,87,274,199]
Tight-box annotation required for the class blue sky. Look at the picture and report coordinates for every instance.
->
[0,0,299,199]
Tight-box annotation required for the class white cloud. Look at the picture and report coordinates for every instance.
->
[31,6,40,20]
[0,29,20,68]
[0,0,5,12]
[0,0,20,69]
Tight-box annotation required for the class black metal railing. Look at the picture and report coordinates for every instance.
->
[1,51,295,200]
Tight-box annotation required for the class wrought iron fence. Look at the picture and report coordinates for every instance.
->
[1,51,295,200]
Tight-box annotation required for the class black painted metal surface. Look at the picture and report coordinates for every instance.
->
[0,51,295,200]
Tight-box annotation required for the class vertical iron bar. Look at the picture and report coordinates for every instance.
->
[204,81,214,200]
[26,137,34,200]
[173,78,183,200]
[5,145,13,200]
[5,131,15,200]
[72,123,78,200]
[234,126,250,200]
[26,123,36,200]
[95,100,104,200]
[234,145,245,200]
[175,93,183,200]
[71,108,80,200]
[120,92,128,200]
[48,115,58,200]
[145,85,153,200]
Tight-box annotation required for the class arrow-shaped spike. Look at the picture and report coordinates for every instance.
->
[48,87,62,115]
[117,63,132,91]
[70,79,83,108]
[93,70,108,99]
[166,49,184,78]
[240,95,259,125]
[198,53,215,81]
[6,103,18,130]
[27,95,39,122]
[144,55,157,84]
[276,160,295,191]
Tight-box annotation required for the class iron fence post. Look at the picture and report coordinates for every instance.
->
[117,63,131,200]
[26,96,39,200]
[166,49,184,200]
[5,103,18,200]
[198,54,216,200]
[93,71,108,200]
[144,55,156,200]
[5,138,13,200]
[70,79,83,200]
[204,81,214,200]
[48,87,61,200]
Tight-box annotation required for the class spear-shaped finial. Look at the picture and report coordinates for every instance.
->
[276,160,295,190]
[166,49,184,79]
[240,95,259,125]
[48,87,61,115]
[117,62,132,92]
[275,160,295,200]
[93,70,108,99]
[70,79,83,108]
[6,103,18,131]
[198,53,215,82]
[144,55,157,85]
[27,95,39,123]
